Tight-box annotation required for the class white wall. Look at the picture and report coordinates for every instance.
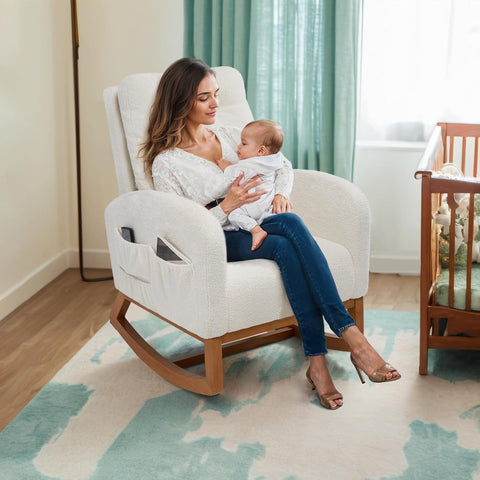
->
[354,142,424,275]
[0,0,75,320]
[0,0,184,320]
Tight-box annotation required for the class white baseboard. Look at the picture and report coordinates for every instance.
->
[67,249,112,269]
[0,249,111,322]
[0,251,70,321]
[369,254,420,276]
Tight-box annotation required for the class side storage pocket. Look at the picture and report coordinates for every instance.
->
[113,228,152,283]
[149,246,200,335]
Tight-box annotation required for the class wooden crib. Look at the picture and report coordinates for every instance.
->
[415,122,480,374]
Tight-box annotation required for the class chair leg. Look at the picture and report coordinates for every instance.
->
[109,292,223,396]
[352,297,364,334]
[204,338,223,394]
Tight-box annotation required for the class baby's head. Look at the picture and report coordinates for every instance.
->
[237,120,284,160]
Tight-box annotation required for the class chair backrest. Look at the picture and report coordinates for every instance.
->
[103,66,254,194]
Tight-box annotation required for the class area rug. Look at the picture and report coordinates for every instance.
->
[1,308,479,480]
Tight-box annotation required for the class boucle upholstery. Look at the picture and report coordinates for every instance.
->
[104,67,370,340]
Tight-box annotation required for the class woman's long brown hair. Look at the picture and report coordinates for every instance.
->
[140,58,215,175]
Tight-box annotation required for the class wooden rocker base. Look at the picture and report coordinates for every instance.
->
[110,292,364,395]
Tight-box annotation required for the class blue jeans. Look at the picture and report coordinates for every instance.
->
[224,213,355,356]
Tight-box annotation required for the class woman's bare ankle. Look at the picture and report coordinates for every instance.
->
[309,356,336,390]
[340,325,364,349]
[341,326,387,374]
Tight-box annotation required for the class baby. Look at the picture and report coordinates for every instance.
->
[216,119,284,250]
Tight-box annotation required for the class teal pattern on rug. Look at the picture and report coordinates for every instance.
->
[90,390,265,480]
[0,383,92,480]
[1,310,479,480]
[370,420,480,480]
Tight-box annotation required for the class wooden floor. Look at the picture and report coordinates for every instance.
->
[364,272,419,312]
[0,269,419,432]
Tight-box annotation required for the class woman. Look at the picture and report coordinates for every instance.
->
[141,58,400,410]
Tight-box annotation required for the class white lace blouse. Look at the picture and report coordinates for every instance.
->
[152,125,294,227]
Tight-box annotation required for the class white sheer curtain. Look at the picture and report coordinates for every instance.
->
[358,0,480,142]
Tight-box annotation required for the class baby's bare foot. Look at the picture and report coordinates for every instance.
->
[251,227,267,251]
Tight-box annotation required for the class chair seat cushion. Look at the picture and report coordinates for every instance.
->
[226,236,355,332]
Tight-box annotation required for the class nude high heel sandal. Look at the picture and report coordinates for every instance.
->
[350,354,401,384]
[306,368,343,410]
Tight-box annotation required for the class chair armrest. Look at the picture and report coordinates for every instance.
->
[105,190,228,338]
[291,169,371,293]
[105,190,227,263]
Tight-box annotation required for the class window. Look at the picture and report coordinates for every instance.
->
[358,0,480,143]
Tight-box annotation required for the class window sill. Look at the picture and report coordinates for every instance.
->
[355,140,426,152]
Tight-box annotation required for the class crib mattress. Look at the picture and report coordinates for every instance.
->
[436,264,480,311]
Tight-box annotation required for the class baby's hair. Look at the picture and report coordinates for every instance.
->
[244,119,284,154]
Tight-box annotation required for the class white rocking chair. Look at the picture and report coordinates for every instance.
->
[103,66,370,395]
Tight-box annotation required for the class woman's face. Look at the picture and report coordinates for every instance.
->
[187,74,219,126]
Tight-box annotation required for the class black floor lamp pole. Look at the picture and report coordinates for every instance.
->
[70,0,112,282]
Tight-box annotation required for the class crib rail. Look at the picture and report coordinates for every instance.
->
[415,122,480,374]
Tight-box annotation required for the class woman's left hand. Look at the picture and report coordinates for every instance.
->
[272,194,292,213]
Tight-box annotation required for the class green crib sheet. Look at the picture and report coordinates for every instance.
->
[436,264,480,311]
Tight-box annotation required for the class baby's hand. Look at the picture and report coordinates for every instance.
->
[216,157,232,172]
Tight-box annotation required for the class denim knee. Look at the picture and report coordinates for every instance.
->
[272,212,306,230]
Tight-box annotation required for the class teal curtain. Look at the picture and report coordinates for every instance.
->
[184,0,252,81]
[184,0,362,180]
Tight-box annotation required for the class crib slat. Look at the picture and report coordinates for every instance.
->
[461,136,466,173]
[449,135,454,165]
[474,137,479,177]
[466,193,475,310]
[447,193,457,308]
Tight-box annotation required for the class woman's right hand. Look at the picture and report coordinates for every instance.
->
[220,173,267,215]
